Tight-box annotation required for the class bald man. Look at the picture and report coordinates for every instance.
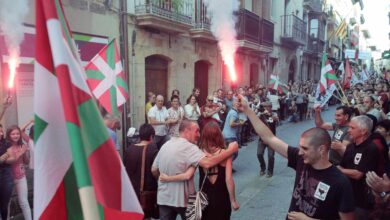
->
[238,95,355,220]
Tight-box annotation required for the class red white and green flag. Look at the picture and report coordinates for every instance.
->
[319,53,337,94]
[268,75,288,93]
[85,39,128,116]
[33,0,143,219]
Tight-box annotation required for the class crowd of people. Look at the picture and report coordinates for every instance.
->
[126,70,390,220]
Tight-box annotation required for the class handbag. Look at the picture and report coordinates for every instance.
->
[139,144,159,218]
[185,169,209,220]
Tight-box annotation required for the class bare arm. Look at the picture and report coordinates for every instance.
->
[148,117,167,126]
[0,97,11,121]
[151,166,160,179]
[225,156,239,210]
[198,142,238,169]
[287,211,320,220]
[238,95,288,158]
[314,106,333,130]
[338,166,364,180]
[159,166,196,182]
[21,119,34,143]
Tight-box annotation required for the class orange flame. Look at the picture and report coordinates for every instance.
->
[224,56,236,82]
[8,51,19,89]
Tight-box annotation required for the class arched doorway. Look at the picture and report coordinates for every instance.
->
[194,60,210,106]
[288,60,295,83]
[145,55,169,102]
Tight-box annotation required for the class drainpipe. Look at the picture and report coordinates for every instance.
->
[119,0,129,152]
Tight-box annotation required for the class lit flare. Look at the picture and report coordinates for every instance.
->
[8,51,19,89]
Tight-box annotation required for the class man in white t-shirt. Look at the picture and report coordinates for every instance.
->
[148,95,170,149]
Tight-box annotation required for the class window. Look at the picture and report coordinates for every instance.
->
[309,19,318,38]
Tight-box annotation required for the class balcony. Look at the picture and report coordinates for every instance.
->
[189,1,215,42]
[236,9,274,53]
[303,0,323,12]
[280,14,307,47]
[305,37,325,57]
[135,0,193,33]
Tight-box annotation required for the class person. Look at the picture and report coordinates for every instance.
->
[184,95,201,122]
[103,114,121,152]
[124,124,159,219]
[148,95,170,150]
[338,115,380,219]
[366,171,390,220]
[257,102,278,177]
[315,105,352,165]
[145,92,156,122]
[0,98,12,219]
[364,96,382,122]
[21,119,34,170]
[224,90,234,113]
[222,98,242,161]
[151,120,238,220]
[200,95,221,129]
[376,119,390,152]
[159,122,239,220]
[167,95,184,137]
[166,89,181,109]
[237,94,355,220]
[7,125,32,220]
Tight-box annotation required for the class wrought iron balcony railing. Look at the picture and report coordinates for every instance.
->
[281,14,307,46]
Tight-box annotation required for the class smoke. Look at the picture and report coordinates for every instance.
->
[204,0,240,80]
[0,0,29,66]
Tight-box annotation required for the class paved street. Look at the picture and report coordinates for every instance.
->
[229,105,336,220]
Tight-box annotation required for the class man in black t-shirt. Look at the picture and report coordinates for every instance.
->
[315,105,352,165]
[257,102,278,177]
[238,95,355,220]
[339,115,379,219]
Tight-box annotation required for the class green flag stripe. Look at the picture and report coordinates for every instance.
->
[73,34,93,42]
[86,69,105,80]
[66,122,92,187]
[54,0,78,58]
[106,40,115,70]
[325,73,338,80]
[116,77,128,91]
[64,164,83,219]
[79,99,110,155]
[110,87,119,116]
[34,114,48,143]
[98,203,105,220]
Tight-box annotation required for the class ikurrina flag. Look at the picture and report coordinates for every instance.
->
[33,0,143,219]
[319,53,337,94]
[85,39,128,116]
[268,75,288,93]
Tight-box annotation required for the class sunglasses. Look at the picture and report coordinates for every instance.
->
[207,99,213,101]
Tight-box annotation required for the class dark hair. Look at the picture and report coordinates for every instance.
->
[6,125,23,146]
[377,119,390,132]
[186,94,197,104]
[301,127,331,149]
[139,124,155,141]
[171,95,180,102]
[336,106,352,120]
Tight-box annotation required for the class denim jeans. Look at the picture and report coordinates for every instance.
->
[0,167,14,220]
[225,138,238,161]
[257,141,275,174]
[159,205,186,220]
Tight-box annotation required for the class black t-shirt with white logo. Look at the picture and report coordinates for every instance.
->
[287,146,355,219]
[340,138,379,209]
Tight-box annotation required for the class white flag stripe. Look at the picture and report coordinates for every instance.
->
[92,55,117,98]
[34,63,73,220]
[47,19,91,95]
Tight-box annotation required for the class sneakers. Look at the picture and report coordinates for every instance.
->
[266,173,273,178]
[259,170,265,176]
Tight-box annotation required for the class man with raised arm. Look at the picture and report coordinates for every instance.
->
[238,95,355,220]
[314,105,352,165]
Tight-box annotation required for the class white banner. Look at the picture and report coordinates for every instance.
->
[314,83,338,107]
